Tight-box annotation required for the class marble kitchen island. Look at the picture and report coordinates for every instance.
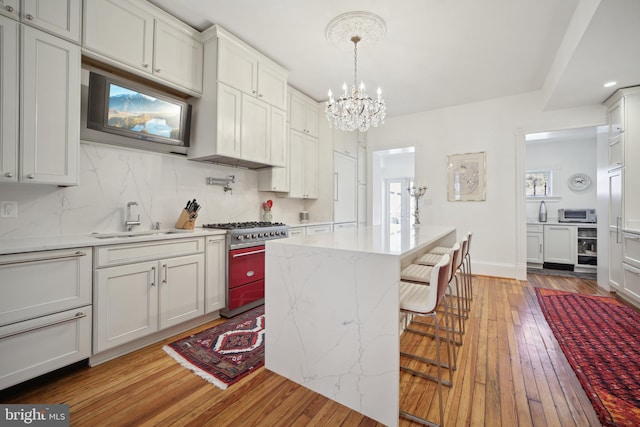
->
[265,224,456,426]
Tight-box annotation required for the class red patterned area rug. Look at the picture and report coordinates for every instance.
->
[163,305,264,390]
[535,288,640,426]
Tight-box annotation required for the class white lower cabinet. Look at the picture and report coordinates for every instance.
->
[543,225,577,265]
[205,235,226,313]
[306,224,333,235]
[526,224,544,264]
[93,238,205,353]
[288,227,305,237]
[0,247,92,390]
[623,263,640,302]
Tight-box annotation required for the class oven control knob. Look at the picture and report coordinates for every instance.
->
[274,231,280,236]
[270,232,275,236]
[252,233,258,238]
[245,234,252,239]
[237,235,244,241]
[258,233,264,237]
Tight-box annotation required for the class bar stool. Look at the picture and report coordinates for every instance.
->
[399,254,452,427]
[417,236,471,314]
[463,232,473,304]
[407,241,467,339]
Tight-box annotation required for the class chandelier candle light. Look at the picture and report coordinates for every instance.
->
[325,12,387,132]
[408,185,428,225]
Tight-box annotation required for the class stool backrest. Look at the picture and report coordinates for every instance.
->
[449,242,462,281]
[434,254,453,303]
[458,237,468,269]
[466,231,473,255]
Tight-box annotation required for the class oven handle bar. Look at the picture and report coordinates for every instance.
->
[232,249,266,258]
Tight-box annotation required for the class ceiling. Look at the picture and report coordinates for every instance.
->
[148,0,640,117]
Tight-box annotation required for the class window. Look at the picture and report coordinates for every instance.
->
[526,170,552,197]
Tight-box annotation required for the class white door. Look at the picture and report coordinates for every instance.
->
[385,178,413,227]
[153,20,203,92]
[257,61,287,109]
[94,261,159,352]
[23,0,81,43]
[215,82,241,158]
[158,254,205,329]
[609,169,623,289]
[0,16,18,182]
[334,152,357,223]
[83,0,153,73]
[544,225,577,264]
[269,107,287,167]
[21,25,80,185]
[241,95,270,164]
[217,36,256,95]
[205,236,226,314]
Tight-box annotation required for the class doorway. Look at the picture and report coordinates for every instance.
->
[384,178,415,228]
[371,147,415,226]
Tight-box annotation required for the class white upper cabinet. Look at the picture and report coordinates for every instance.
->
[217,34,287,110]
[23,0,81,43]
[0,0,80,43]
[83,0,154,73]
[288,129,318,199]
[289,88,318,138]
[0,15,18,182]
[154,20,203,93]
[333,128,358,158]
[0,0,19,20]
[83,0,203,94]
[21,25,80,185]
[189,26,288,168]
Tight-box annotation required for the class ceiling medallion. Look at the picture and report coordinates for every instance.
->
[325,12,387,132]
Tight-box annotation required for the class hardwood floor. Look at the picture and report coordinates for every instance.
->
[1,273,616,426]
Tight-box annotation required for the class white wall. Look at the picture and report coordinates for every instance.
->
[525,136,598,221]
[366,90,606,278]
[0,142,304,238]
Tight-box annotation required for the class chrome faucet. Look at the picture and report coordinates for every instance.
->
[125,201,141,231]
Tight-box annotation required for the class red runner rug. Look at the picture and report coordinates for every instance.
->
[535,288,640,426]
[163,305,264,390]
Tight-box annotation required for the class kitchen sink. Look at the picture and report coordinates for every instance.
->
[90,230,190,239]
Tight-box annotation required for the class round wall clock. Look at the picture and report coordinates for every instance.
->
[567,173,592,191]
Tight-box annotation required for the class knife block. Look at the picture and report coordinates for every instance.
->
[175,209,196,230]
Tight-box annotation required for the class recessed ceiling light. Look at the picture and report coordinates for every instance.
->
[604,81,617,88]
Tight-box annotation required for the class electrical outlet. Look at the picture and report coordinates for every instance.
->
[0,201,18,218]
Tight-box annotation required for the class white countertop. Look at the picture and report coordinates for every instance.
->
[270,224,456,257]
[0,228,227,255]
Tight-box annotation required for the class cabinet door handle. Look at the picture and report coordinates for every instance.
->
[334,172,339,202]
[155,68,161,73]
[162,264,168,284]
[539,243,542,254]
[617,217,622,243]
[232,249,265,258]
[5,172,13,178]
[0,251,86,266]
[25,13,33,20]
[27,174,35,179]
[5,5,13,12]
[151,266,156,287]
[549,227,569,230]
[142,63,149,68]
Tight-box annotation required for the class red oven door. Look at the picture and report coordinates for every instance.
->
[228,245,265,309]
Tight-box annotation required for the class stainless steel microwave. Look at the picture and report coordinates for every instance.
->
[558,208,597,223]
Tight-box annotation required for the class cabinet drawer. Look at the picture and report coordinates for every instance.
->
[306,225,332,235]
[288,228,305,237]
[0,305,91,390]
[95,237,205,267]
[0,248,92,326]
[527,224,543,233]
[623,263,640,302]
[623,232,640,269]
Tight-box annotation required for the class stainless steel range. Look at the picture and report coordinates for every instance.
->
[202,221,289,317]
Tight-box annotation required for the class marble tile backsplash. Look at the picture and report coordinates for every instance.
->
[0,142,304,238]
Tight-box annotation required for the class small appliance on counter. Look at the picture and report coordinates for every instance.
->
[299,211,309,223]
[558,208,596,223]
[538,201,547,222]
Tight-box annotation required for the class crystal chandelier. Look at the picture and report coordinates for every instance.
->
[325,12,387,132]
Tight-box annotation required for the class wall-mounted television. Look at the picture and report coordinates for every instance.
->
[87,71,191,148]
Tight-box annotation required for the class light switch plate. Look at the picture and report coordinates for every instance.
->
[0,201,17,218]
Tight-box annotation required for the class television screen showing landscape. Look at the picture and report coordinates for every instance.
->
[107,84,181,140]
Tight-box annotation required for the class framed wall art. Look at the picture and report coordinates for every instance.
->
[447,151,486,201]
